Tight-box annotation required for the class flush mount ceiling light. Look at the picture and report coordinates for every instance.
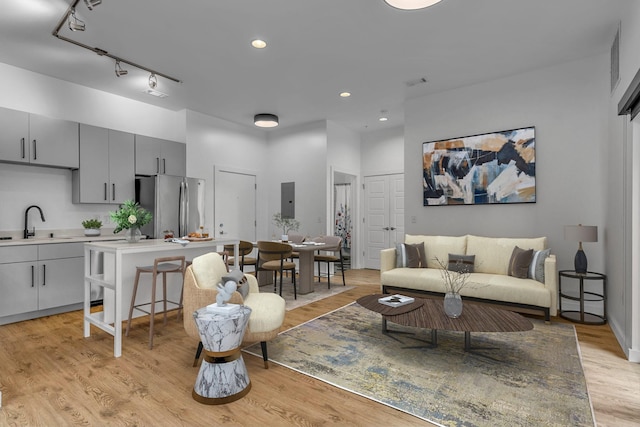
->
[83,0,102,10]
[251,39,267,49]
[254,114,279,128]
[67,8,85,31]
[384,0,443,10]
[339,92,351,98]
[114,60,128,77]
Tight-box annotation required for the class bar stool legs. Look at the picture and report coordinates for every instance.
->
[125,256,186,349]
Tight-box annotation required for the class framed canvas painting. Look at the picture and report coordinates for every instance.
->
[422,126,536,206]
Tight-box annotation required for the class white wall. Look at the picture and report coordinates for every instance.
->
[361,126,404,176]
[0,62,185,235]
[404,54,609,276]
[185,110,268,237]
[267,122,328,239]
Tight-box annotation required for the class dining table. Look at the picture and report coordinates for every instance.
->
[255,241,326,294]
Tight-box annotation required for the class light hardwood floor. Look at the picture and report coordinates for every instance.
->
[0,269,639,426]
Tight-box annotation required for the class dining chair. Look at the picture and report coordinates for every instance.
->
[257,241,297,299]
[313,236,346,288]
[286,233,305,274]
[224,240,257,274]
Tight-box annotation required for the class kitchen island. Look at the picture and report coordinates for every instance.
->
[84,238,239,357]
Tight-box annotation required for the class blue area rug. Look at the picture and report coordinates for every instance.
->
[243,303,594,427]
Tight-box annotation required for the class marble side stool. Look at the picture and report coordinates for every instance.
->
[192,305,252,404]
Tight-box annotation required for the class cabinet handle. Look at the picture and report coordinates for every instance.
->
[104,183,108,201]
[156,157,160,174]
[42,264,46,286]
[383,227,390,230]
[31,265,35,287]
[163,158,166,174]
[390,227,396,230]
[32,139,37,160]
[112,183,116,201]
[21,138,25,159]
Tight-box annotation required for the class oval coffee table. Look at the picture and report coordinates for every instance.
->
[357,294,534,352]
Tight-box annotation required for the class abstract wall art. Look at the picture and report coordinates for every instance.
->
[422,126,536,206]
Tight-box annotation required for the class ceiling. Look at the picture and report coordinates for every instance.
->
[0,0,629,133]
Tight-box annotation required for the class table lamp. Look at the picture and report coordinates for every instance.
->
[564,224,598,274]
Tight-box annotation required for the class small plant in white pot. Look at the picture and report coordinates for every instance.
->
[82,218,103,237]
[272,212,300,242]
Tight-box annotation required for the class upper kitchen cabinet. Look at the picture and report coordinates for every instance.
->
[73,124,135,204]
[135,135,186,176]
[0,107,79,169]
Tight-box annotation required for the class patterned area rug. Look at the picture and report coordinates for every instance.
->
[243,303,594,427]
[258,280,353,311]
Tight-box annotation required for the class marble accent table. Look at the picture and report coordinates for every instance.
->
[192,305,252,404]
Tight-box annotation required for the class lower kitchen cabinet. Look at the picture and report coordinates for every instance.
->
[0,242,84,324]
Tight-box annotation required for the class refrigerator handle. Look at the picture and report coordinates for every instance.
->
[183,180,190,235]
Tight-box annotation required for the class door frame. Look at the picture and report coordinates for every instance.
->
[330,166,360,269]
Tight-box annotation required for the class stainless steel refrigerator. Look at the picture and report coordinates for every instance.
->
[136,175,206,238]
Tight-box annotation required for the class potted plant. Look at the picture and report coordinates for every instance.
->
[82,218,103,237]
[272,212,300,242]
[109,200,153,243]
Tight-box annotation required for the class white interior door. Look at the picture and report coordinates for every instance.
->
[214,169,256,242]
[364,173,404,269]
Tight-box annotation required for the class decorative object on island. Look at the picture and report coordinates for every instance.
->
[435,256,473,318]
[272,212,300,242]
[422,126,536,206]
[81,218,102,236]
[109,200,153,243]
[564,224,598,274]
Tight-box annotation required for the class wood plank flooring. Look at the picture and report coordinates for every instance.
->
[0,269,639,426]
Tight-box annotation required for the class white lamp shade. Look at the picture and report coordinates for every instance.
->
[564,225,598,243]
[384,0,443,10]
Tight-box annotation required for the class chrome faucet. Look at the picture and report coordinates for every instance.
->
[24,205,46,239]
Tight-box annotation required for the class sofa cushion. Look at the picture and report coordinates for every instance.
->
[396,243,424,268]
[448,253,475,273]
[508,246,533,279]
[466,235,547,275]
[529,249,551,283]
[405,235,467,269]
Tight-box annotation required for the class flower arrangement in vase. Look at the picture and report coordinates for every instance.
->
[272,212,300,242]
[435,257,472,318]
[109,200,152,243]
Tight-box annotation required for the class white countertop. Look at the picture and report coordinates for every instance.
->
[0,234,125,247]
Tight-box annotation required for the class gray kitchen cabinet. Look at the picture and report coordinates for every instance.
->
[73,124,134,204]
[0,107,79,168]
[0,243,84,324]
[135,134,186,176]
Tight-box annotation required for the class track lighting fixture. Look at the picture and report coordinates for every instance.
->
[67,8,85,31]
[83,0,102,10]
[115,60,128,77]
[254,114,279,128]
[148,73,158,89]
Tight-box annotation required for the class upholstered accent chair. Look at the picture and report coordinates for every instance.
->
[182,252,285,368]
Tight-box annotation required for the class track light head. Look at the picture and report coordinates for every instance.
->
[115,60,128,77]
[68,8,85,31]
[148,73,158,89]
[84,0,102,10]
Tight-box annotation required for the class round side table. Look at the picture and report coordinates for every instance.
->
[192,305,252,404]
[558,270,607,325]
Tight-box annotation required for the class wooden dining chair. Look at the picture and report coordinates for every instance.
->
[313,236,346,288]
[224,240,257,274]
[257,241,297,299]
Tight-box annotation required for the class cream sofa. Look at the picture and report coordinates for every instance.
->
[380,235,557,320]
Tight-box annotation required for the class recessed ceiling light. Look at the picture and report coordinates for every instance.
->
[339,92,351,98]
[142,88,169,98]
[251,39,267,49]
[379,117,388,122]
[384,0,443,10]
